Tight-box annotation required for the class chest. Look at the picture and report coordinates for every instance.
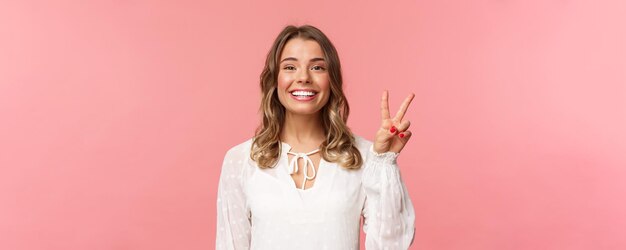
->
[287,153,322,190]
[246,159,366,221]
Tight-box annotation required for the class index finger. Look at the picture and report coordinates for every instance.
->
[381,90,391,120]
[394,93,415,121]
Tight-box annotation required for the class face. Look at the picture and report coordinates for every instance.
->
[276,38,331,116]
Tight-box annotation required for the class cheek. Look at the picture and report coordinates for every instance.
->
[316,78,331,105]
[277,73,294,91]
[277,73,287,88]
[311,72,328,84]
[315,75,331,93]
[276,73,291,104]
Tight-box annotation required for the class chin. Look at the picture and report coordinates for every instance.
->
[286,108,322,116]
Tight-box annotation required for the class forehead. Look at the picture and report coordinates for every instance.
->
[279,38,325,60]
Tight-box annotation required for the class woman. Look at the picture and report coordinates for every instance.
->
[216,24,415,250]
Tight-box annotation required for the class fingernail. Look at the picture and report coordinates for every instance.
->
[390,126,396,133]
[399,133,405,138]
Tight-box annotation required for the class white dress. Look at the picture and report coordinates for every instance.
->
[215,135,415,250]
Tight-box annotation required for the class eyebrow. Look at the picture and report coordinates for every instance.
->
[280,57,326,63]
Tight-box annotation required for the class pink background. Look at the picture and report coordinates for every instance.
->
[1,0,625,249]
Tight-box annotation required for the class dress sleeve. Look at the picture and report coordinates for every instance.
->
[215,148,251,250]
[361,144,416,250]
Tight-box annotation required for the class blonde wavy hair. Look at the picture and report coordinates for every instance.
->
[250,24,363,170]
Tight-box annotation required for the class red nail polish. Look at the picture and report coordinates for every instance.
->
[399,133,405,138]
[390,126,396,133]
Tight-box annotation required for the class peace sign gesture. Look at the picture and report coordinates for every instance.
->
[373,90,415,154]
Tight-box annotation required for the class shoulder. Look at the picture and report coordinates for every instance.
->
[226,137,254,157]
[219,138,256,180]
[222,137,254,164]
[353,134,373,147]
[352,134,373,159]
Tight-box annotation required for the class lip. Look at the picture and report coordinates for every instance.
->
[289,88,318,93]
[289,89,318,102]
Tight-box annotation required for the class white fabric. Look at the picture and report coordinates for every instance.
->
[286,148,320,190]
[215,135,415,250]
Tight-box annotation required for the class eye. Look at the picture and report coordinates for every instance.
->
[311,65,326,71]
[283,65,296,70]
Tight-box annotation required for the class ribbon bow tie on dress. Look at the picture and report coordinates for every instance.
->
[287,148,320,190]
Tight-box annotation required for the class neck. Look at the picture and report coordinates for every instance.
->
[280,111,326,146]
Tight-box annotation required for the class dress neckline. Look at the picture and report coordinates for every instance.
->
[280,141,324,191]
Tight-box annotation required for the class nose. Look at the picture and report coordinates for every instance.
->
[296,68,311,84]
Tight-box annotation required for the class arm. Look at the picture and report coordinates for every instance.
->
[362,90,416,249]
[362,144,415,250]
[215,148,251,250]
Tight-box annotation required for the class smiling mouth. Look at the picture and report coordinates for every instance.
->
[289,90,318,101]
[290,90,318,97]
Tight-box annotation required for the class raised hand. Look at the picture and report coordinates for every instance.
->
[373,90,415,154]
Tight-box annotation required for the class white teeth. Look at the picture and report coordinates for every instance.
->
[291,91,316,96]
